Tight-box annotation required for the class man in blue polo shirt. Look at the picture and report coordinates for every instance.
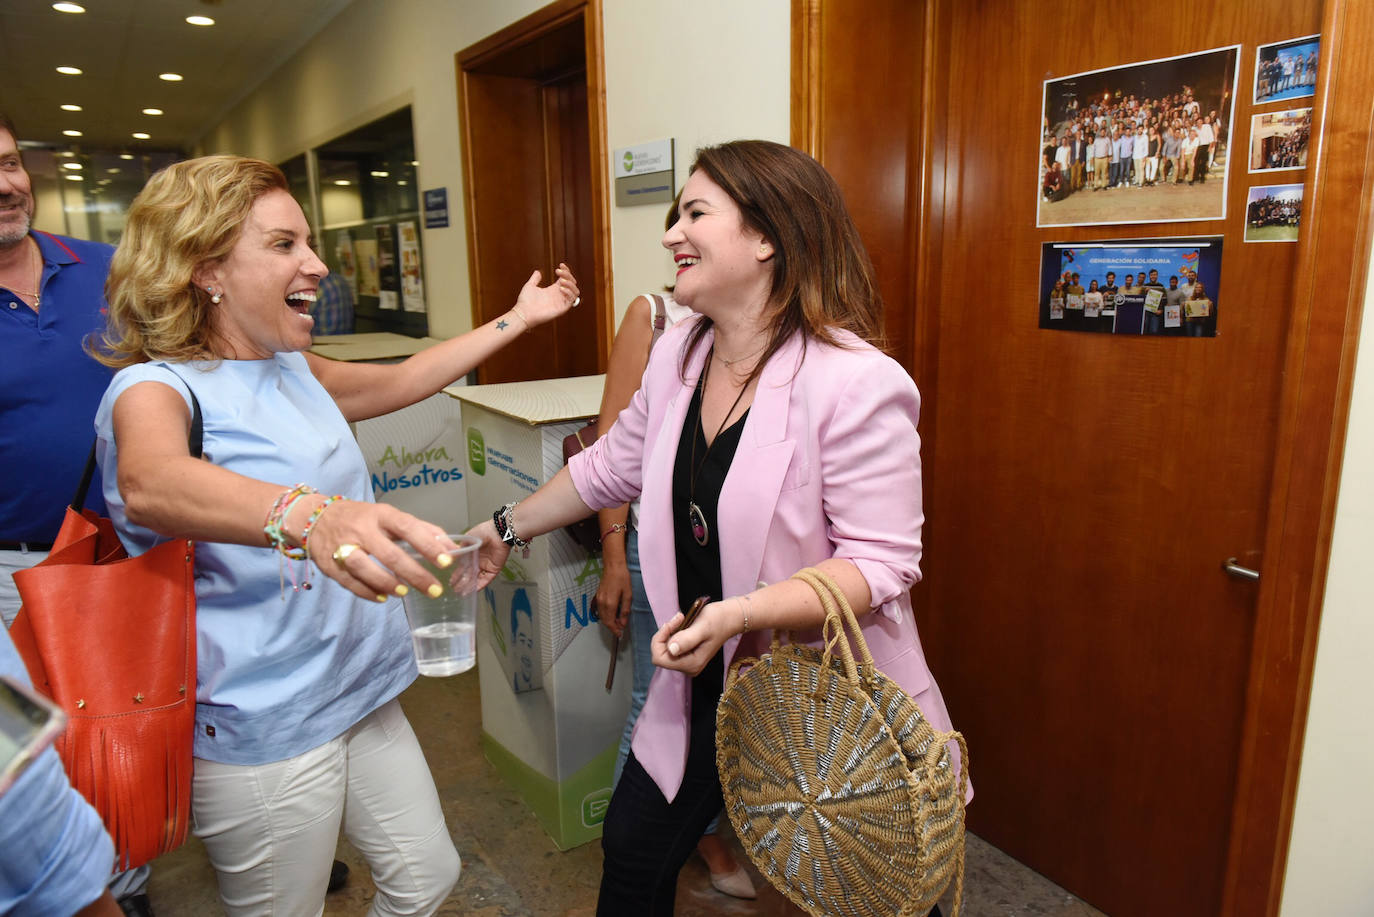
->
[0,112,159,916]
[0,115,115,628]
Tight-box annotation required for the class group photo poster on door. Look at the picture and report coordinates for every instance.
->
[1037,45,1240,228]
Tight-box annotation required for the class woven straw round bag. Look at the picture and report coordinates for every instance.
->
[716,568,969,917]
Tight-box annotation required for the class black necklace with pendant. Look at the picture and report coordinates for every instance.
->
[687,353,750,547]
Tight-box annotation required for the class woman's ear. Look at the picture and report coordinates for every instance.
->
[190,263,219,295]
[756,239,775,263]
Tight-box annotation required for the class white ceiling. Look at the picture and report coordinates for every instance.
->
[3,0,356,151]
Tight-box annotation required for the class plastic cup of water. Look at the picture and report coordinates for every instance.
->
[400,535,481,677]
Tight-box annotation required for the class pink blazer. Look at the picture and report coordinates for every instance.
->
[570,317,962,802]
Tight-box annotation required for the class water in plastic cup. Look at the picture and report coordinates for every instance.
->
[400,535,481,677]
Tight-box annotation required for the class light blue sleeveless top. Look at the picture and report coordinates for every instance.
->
[95,352,417,765]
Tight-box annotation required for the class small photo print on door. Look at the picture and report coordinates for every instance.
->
[1253,35,1319,105]
[1039,238,1222,338]
[1244,184,1303,243]
[1248,109,1311,173]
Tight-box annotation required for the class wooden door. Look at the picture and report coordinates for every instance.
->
[919,5,1313,915]
[796,0,1373,915]
[457,0,609,384]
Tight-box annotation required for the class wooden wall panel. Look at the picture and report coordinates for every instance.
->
[792,0,924,372]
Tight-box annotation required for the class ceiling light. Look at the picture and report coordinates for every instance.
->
[56,66,83,75]
[53,2,86,12]
[397,180,409,186]
[159,73,183,82]
[119,153,134,160]
[333,180,352,186]
[60,103,83,112]
[142,108,164,116]
[185,15,215,26]
[132,132,151,140]
[62,129,83,137]
[370,171,390,178]
[409,161,419,166]
[107,167,121,173]
[57,151,74,157]
[65,174,84,181]
[62,162,83,170]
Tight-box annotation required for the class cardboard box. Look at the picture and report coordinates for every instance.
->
[311,335,468,534]
[452,376,632,849]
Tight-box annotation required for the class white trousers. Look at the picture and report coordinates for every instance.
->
[192,699,461,917]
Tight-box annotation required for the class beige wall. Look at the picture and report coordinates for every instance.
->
[1280,227,1374,914]
[196,0,789,340]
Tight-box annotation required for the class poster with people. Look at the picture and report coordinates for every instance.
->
[375,223,400,311]
[1248,108,1311,172]
[1253,35,1320,105]
[398,220,426,313]
[1037,46,1240,228]
[1244,184,1303,243]
[1039,239,1222,338]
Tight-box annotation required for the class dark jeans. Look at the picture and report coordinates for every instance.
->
[597,654,726,915]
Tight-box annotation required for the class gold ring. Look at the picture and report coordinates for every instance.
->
[332,543,361,567]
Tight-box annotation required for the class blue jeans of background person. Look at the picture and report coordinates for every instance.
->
[1145,311,1163,334]
[612,532,654,788]
[613,531,720,834]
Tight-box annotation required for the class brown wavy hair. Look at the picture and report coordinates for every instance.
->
[93,155,288,368]
[679,140,884,382]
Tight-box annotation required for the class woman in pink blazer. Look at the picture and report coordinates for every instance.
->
[470,140,960,916]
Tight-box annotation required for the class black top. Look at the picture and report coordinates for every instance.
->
[671,377,748,692]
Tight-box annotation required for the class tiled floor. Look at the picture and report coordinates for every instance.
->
[147,671,1106,917]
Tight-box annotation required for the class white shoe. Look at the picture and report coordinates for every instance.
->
[710,864,758,900]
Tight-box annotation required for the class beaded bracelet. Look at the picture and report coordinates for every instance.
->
[601,522,628,542]
[493,502,532,549]
[264,483,316,559]
[300,495,346,556]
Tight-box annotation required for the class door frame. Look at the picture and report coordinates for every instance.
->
[455,0,613,369]
[790,0,1374,913]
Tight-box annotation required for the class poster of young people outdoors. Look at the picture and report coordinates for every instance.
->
[1037,46,1240,228]
[1253,35,1320,105]
[1244,184,1303,243]
[1039,239,1222,337]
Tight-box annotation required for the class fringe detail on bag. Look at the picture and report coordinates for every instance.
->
[59,708,193,871]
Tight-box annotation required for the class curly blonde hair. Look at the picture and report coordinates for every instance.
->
[93,155,288,367]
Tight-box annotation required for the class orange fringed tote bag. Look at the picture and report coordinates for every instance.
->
[8,392,200,870]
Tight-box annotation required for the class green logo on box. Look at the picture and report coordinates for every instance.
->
[467,428,486,475]
[581,788,612,827]
[623,151,634,173]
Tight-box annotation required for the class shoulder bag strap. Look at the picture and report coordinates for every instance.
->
[648,294,668,350]
[71,387,203,512]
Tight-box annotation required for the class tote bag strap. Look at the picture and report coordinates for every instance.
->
[70,387,203,512]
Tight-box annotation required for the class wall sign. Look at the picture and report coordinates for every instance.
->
[423,187,449,228]
[613,138,675,206]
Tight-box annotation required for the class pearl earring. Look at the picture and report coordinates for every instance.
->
[207,286,222,304]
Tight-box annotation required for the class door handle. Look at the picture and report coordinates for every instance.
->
[1223,558,1260,582]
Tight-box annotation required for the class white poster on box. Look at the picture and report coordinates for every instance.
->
[354,392,468,535]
